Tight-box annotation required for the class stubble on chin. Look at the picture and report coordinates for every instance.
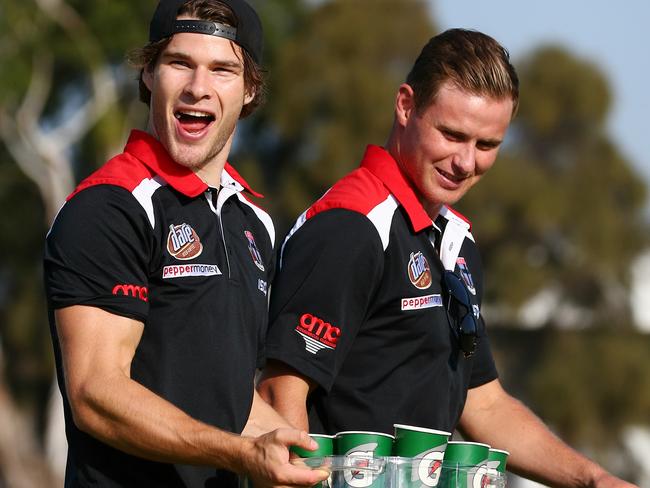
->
[166,121,236,173]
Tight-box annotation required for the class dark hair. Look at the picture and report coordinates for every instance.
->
[127,0,265,118]
[406,29,519,116]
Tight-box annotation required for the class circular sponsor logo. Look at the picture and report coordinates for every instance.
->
[344,444,377,488]
[472,464,490,488]
[167,223,203,260]
[408,251,432,289]
[416,450,444,486]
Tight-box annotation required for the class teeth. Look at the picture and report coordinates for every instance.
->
[175,110,212,118]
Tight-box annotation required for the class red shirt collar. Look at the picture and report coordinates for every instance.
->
[360,145,433,232]
[124,130,263,198]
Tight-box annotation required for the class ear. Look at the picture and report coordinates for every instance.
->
[243,88,255,106]
[142,66,154,92]
[395,83,415,127]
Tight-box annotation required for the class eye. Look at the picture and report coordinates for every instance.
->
[476,141,500,151]
[170,59,190,68]
[442,129,464,142]
[212,64,241,76]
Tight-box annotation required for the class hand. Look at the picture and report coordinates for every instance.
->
[590,471,639,488]
[241,429,329,487]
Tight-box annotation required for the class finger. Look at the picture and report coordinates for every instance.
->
[274,428,318,452]
[276,464,330,486]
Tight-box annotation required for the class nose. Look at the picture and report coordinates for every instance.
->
[183,67,211,100]
[451,143,476,176]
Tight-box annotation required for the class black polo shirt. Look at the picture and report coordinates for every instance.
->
[44,130,275,487]
[265,145,497,435]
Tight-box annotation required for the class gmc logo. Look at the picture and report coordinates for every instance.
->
[112,284,148,302]
[298,313,341,346]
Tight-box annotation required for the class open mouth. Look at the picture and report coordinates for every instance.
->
[174,110,215,134]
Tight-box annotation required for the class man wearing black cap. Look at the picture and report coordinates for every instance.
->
[43,1,328,486]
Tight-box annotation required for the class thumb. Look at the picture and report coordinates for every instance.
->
[281,429,318,452]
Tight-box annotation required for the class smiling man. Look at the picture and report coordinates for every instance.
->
[43,1,328,487]
[258,29,636,487]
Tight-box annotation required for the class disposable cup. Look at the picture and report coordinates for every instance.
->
[438,441,490,488]
[334,431,394,487]
[487,448,509,475]
[392,424,450,487]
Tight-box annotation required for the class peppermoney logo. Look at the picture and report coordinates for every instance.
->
[407,251,432,289]
[162,264,221,279]
[344,443,377,488]
[295,313,341,354]
[401,294,443,311]
[166,223,203,260]
[415,448,445,486]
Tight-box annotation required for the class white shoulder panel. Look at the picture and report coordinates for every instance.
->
[366,194,399,251]
[131,176,165,229]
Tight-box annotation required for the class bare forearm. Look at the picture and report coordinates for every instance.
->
[71,372,248,472]
[458,381,631,488]
[460,396,595,486]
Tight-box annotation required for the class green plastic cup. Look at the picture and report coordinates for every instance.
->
[290,434,335,458]
[334,431,394,487]
[487,448,509,475]
[393,424,451,487]
[439,441,490,488]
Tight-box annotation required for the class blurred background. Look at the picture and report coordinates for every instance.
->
[0,0,649,486]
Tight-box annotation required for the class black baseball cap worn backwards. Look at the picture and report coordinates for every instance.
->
[149,0,263,63]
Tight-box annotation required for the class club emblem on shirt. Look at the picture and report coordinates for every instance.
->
[166,223,203,260]
[456,257,476,295]
[245,230,265,271]
[408,251,432,289]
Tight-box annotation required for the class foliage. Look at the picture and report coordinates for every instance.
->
[0,0,153,444]
[458,46,649,323]
[529,329,650,449]
[247,0,436,234]
[0,0,648,480]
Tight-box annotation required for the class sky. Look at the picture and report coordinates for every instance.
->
[430,0,650,186]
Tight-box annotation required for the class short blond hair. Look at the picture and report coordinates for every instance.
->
[406,28,519,116]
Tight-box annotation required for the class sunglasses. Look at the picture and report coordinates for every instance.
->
[443,271,480,358]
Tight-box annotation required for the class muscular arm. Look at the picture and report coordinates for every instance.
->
[56,305,327,486]
[257,360,316,432]
[458,379,637,488]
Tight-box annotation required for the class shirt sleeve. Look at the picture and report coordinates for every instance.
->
[44,185,153,323]
[265,209,385,391]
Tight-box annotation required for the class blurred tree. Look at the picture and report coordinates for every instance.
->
[1,0,648,483]
[528,329,650,449]
[246,0,436,234]
[458,46,649,326]
[0,0,153,483]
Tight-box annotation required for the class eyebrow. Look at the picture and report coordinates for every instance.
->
[163,50,243,69]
